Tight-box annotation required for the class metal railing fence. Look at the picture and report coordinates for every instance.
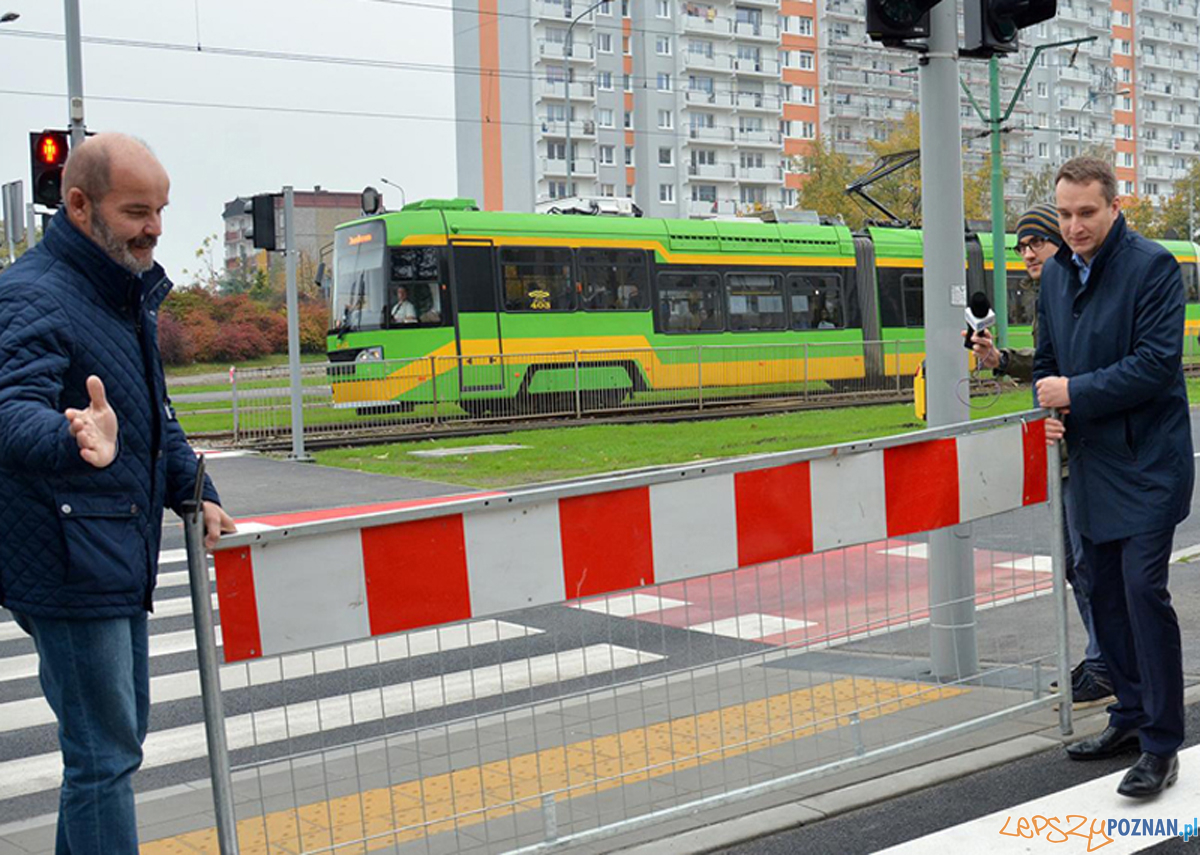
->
[160,410,1071,854]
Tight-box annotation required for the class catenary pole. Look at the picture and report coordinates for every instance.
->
[920,0,978,681]
[63,0,86,147]
[283,187,311,461]
[988,57,1008,348]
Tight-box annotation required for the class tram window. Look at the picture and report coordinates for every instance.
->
[499,247,575,311]
[787,274,844,330]
[387,281,444,327]
[579,249,648,310]
[391,247,440,281]
[1181,262,1199,303]
[901,274,924,327]
[1007,273,1036,325]
[727,273,785,331]
[658,272,724,332]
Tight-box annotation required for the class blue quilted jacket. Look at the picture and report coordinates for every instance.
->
[0,211,219,619]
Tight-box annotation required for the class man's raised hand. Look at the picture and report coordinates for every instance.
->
[65,375,118,468]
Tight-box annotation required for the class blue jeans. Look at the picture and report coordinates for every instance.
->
[13,612,149,855]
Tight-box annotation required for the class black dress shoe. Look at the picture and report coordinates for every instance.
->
[1066,726,1141,761]
[1118,752,1178,798]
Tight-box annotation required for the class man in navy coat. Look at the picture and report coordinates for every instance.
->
[0,134,237,851]
[1034,156,1194,797]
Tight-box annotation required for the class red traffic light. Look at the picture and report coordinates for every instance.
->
[37,133,67,166]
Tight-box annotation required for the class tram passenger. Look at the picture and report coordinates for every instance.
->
[970,202,1113,708]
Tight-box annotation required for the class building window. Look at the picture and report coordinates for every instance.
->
[659,146,674,165]
[597,32,613,53]
[800,121,815,139]
[624,74,633,92]
[796,15,813,35]
[1038,142,1048,158]
[658,109,673,129]
[1036,81,1047,97]
[598,107,614,127]
[626,184,635,197]
[597,71,613,90]
[659,183,675,202]
[599,0,612,14]
[692,184,717,202]
[799,86,815,105]
[656,35,672,55]
[621,0,629,16]
[657,0,670,16]
[688,39,714,58]
[624,110,632,128]
[599,145,615,164]
[600,183,615,197]
[625,146,634,165]
[623,35,631,55]
[798,51,814,70]
[548,181,568,199]
[657,73,672,91]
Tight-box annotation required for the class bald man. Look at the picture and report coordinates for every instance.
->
[0,133,235,853]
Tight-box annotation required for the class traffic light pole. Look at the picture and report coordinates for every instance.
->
[919,0,977,681]
[283,187,312,462]
[63,0,86,147]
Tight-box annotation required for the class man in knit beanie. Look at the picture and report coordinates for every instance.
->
[971,202,1114,706]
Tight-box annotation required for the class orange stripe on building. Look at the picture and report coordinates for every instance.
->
[478,0,504,210]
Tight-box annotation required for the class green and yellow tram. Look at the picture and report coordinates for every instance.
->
[327,198,1200,412]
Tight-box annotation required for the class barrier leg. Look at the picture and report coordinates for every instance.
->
[1047,420,1073,736]
[184,456,240,854]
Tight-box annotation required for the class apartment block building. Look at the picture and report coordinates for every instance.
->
[453,0,1200,218]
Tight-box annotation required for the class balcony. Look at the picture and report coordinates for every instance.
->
[736,0,780,8]
[538,41,595,61]
[824,0,858,15]
[1141,51,1171,69]
[735,91,782,111]
[532,0,596,21]
[683,51,733,72]
[538,79,597,100]
[684,88,736,109]
[687,162,737,180]
[733,57,780,76]
[688,200,719,217]
[1056,64,1091,84]
[687,125,737,144]
[1139,24,1172,41]
[735,128,782,146]
[683,14,733,35]
[540,119,597,138]
[541,157,598,177]
[734,21,779,40]
[1143,109,1174,125]
[737,165,784,182]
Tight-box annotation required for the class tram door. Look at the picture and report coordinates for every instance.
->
[449,241,506,392]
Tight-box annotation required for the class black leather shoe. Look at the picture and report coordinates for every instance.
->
[1066,726,1141,761]
[1118,752,1178,798]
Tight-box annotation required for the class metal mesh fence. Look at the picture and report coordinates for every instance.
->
[144,498,1066,854]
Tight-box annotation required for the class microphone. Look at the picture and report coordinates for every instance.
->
[964,291,996,349]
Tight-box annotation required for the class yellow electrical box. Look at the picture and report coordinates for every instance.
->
[913,361,926,422]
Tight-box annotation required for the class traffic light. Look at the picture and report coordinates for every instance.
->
[963,0,1057,57]
[29,130,70,208]
[244,194,278,251]
[867,0,941,44]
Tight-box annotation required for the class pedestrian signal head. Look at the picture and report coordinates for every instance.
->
[29,130,70,209]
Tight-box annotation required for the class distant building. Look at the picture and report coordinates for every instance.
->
[221,188,368,283]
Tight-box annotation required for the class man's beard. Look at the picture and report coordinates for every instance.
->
[90,209,157,275]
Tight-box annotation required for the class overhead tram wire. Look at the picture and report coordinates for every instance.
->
[0,87,793,145]
[0,28,811,99]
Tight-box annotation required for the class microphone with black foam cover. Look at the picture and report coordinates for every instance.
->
[964,291,996,349]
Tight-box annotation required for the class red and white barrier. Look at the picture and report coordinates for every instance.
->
[212,415,1048,662]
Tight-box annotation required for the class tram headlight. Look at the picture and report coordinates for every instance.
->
[355,346,384,363]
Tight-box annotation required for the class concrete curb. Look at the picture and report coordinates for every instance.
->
[614,684,1200,854]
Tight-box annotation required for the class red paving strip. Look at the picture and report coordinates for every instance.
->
[580,539,1053,647]
[238,492,504,528]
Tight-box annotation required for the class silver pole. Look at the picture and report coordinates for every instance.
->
[283,186,311,461]
[1047,414,1073,734]
[25,203,37,249]
[183,459,239,854]
[919,0,977,681]
[230,366,240,446]
[63,0,86,147]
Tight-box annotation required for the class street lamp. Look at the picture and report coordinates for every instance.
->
[564,0,607,198]
[380,177,406,208]
[1073,88,1130,145]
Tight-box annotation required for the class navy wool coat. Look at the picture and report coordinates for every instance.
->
[0,211,218,619]
[1033,213,1193,543]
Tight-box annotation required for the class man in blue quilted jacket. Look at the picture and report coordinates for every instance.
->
[0,133,236,853]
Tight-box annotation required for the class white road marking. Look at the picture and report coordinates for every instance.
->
[0,626,224,683]
[993,555,1054,573]
[574,593,690,617]
[0,594,220,644]
[0,644,663,800]
[877,744,1200,853]
[687,614,815,640]
[878,543,930,559]
[0,619,542,733]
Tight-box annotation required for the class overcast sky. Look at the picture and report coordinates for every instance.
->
[0,0,457,279]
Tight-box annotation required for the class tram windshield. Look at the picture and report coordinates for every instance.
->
[332,221,387,334]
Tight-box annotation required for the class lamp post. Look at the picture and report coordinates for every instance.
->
[565,0,606,197]
[1075,88,1130,145]
[961,36,1096,348]
[380,177,407,208]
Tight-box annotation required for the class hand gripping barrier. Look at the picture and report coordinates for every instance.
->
[191,409,1065,855]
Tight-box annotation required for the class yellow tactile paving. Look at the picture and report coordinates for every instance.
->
[140,676,966,854]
